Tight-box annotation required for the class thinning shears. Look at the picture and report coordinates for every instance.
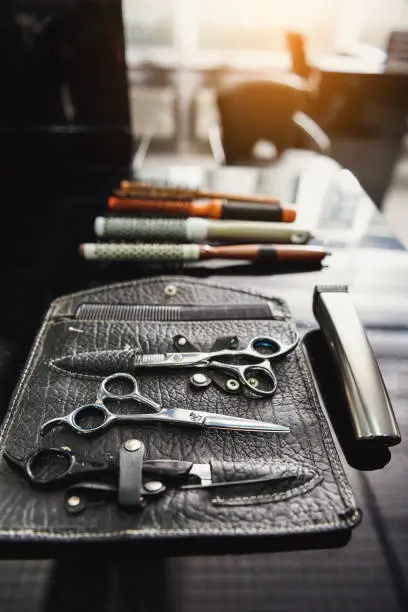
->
[134,334,299,396]
[41,373,289,436]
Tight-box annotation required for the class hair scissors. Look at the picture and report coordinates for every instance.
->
[41,373,290,436]
[4,442,300,515]
[4,445,210,488]
[134,334,299,396]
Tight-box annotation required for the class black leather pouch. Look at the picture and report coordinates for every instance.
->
[0,276,360,548]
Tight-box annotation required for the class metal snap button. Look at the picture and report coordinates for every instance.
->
[164,284,177,297]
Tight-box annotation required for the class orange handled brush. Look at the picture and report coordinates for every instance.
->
[108,197,296,223]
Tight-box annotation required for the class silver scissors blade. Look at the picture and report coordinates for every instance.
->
[202,414,290,433]
[155,408,289,433]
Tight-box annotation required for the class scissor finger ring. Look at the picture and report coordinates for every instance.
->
[248,337,283,359]
[70,403,111,433]
[99,373,138,400]
[240,363,277,396]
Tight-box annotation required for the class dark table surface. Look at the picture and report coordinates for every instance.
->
[1,151,407,612]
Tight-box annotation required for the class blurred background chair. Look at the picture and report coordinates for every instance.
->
[286,31,311,79]
[210,75,331,165]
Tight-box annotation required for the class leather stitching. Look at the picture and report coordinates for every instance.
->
[49,360,104,381]
[212,465,323,506]
[0,510,362,539]
[49,276,290,320]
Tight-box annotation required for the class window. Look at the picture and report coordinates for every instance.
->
[122,0,174,49]
[122,0,408,63]
[196,0,337,53]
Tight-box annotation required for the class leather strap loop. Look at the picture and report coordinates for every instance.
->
[118,439,145,509]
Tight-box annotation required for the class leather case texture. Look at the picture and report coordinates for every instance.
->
[0,276,360,545]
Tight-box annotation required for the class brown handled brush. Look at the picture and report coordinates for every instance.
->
[117,181,281,205]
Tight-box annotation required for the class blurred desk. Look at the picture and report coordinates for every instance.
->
[313,54,385,75]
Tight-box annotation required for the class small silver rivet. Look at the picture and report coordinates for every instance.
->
[177,336,187,346]
[190,373,212,388]
[226,379,240,391]
[192,373,208,384]
[164,284,177,297]
[248,377,259,388]
[124,439,141,452]
[144,481,163,493]
[67,496,81,508]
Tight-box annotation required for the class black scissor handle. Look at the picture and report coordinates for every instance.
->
[64,479,167,514]
[4,447,112,486]
[26,447,75,484]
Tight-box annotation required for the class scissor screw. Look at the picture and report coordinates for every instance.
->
[144,481,163,493]
[248,378,259,388]
[61,446,72,452]
[177,336,187,346]
[67,495,81,508]
[226,379,240,391]
[124,439,142,452]
[164,284,177,297]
